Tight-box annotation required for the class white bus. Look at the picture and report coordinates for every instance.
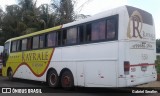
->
[2,5,157,89]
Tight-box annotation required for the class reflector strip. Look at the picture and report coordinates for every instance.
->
[130,63,155,67]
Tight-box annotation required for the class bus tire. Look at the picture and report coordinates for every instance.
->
[61,71,74,90]
[47,70,59,88]
[8,69,13,81]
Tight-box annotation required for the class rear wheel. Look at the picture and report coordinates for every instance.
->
[61,71,74,90]
[47,70,59,88]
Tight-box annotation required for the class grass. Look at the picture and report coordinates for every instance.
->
[156,56,160,74]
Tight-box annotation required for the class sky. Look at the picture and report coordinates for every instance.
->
[0,0,160,39]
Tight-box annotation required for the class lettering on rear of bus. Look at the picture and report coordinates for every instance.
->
[130,42,153,50]
[127,10,155,40]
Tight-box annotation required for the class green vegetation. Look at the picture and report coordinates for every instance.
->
[0,0,74,45]
[156,56,160,74]
[156,39,160,74]
[0,0,90,45]
[156,39,160,53]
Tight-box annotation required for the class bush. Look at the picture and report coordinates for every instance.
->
[156,56,160,74]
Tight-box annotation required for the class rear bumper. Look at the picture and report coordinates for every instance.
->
[126,75,157,87]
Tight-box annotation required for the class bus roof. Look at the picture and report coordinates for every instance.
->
[62,5,152,28]
[6,25,62,42]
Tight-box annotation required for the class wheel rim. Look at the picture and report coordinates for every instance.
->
[63,76,70,87]
[50,73,57,85]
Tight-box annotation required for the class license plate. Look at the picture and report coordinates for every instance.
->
[141,66,147,71]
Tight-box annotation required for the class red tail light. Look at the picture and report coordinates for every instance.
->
[124,61,130,75]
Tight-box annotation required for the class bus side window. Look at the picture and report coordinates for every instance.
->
[106,19,116,40]
[27,37,32,50]
[16,40,21,51]
[57,31,61,46]
[62,29,67,45]
[91,21,106,41]
[78,25,84,43]
[86,24,91,42]
[67,27,77,44]
[11,41,17,52]
[32,36,39,49]
[22,39,27,51]
[40,35,45,48]
[47,32,57,47]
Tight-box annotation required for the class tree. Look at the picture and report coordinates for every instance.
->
[60,0,74,23]
[18,0,56,33]
[157,39,160,53]
[18,0,41,34]
[38,4,57,28]
[0,7,4,45]
[0,0,91,45]
[1,5,27,45]
[51,0,74,24]
[0,7,4,29]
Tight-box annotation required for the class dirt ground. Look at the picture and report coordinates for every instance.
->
[137,81,160,87]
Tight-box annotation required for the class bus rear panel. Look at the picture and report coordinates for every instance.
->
[121,6,157,86]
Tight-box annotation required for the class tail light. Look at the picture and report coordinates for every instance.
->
[124,61,130,75]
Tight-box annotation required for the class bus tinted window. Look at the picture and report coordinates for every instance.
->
[40,35,45,48]
[22,39,27,51]
[27,38,32,50]
[16,40,21,51]
[107,19,116,39]
[86,24,91,42]
[78,25,84,43]
[33,36,39,49]
[91,21,106,41]
[47,32,56,47]
[57,31,61,46]
[67,27,77,44]
[62,30,67,45]
[11,41,17,52]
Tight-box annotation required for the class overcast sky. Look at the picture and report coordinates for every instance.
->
[0,0,160,39]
